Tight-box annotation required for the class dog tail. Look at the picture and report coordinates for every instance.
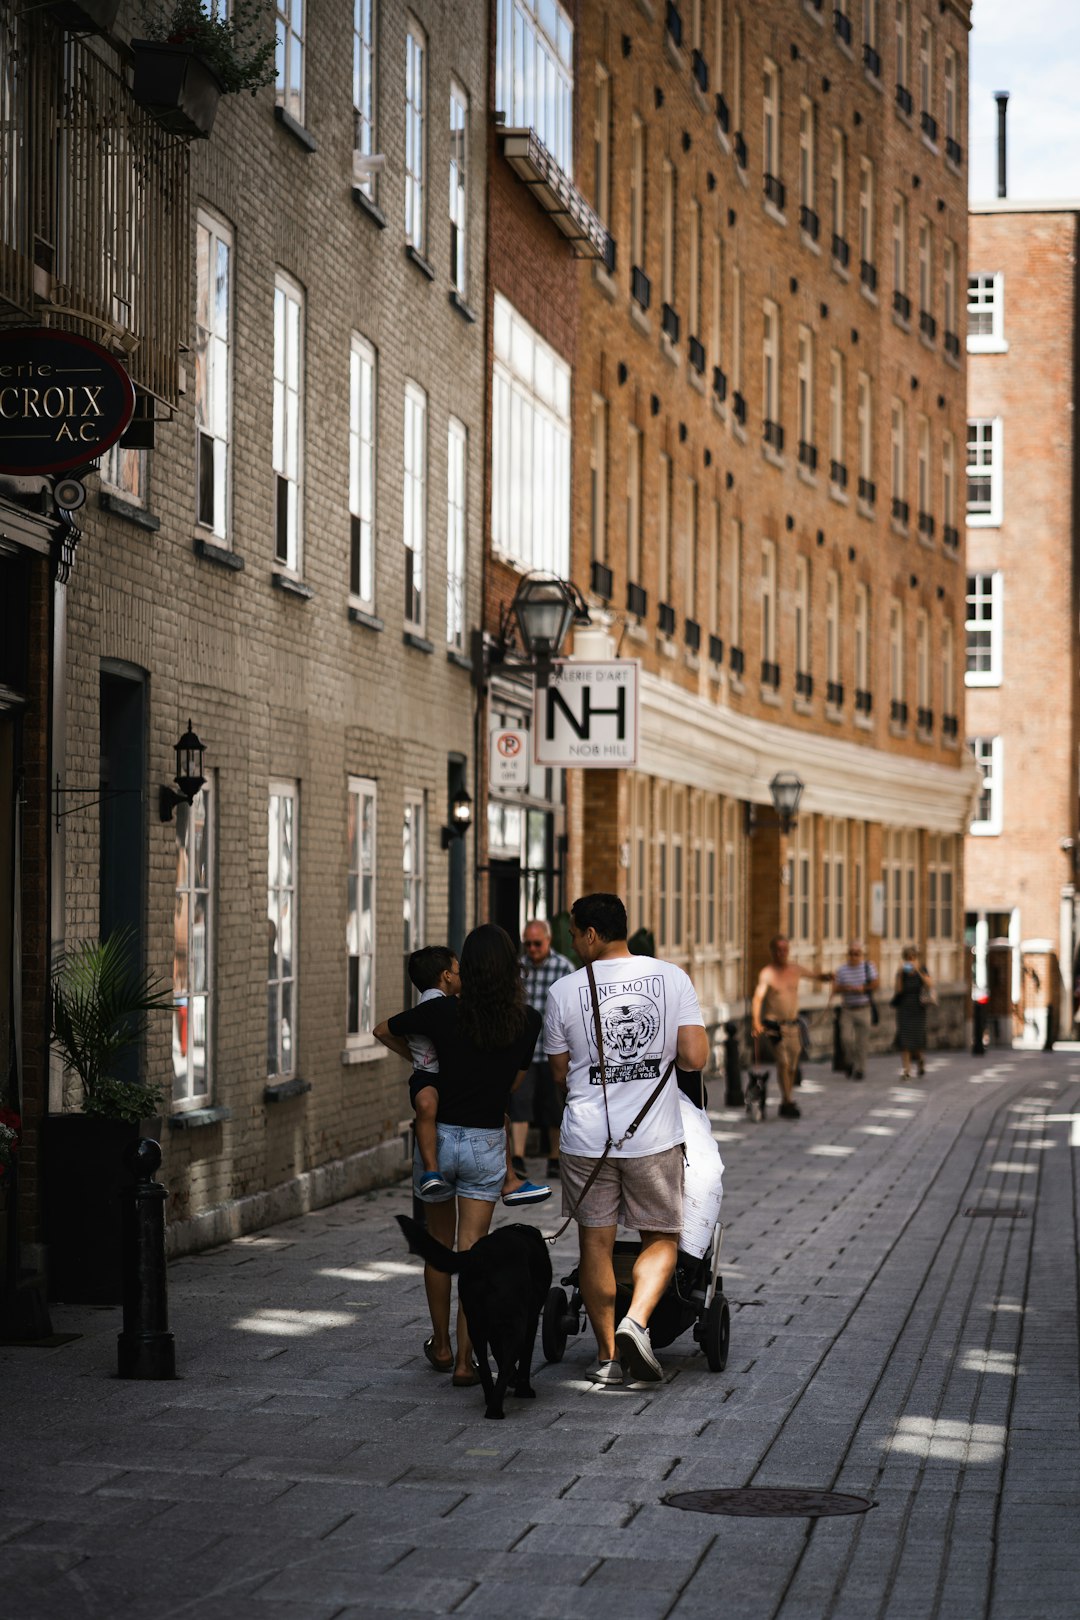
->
[395,1213,462,1274]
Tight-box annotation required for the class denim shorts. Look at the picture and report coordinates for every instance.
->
[412,1123,506,1204]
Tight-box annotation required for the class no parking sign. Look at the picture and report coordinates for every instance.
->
[489,727,529,789]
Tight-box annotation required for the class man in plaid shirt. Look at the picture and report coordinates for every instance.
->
[511,919,575,1179]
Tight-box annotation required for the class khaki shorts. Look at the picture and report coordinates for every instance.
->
[560,1144,685,1233]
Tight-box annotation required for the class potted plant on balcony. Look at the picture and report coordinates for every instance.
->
[132,0,277,139]
[45,929,172,1304]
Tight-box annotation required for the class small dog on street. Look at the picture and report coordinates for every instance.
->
[745,1069,768,1122]
[396,1215,552,1420]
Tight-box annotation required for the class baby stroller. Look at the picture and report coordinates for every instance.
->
[540,1073,731,1374]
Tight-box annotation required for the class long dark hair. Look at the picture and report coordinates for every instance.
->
[457,923,526,1050]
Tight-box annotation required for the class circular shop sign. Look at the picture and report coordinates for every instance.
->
[0,327,136,476]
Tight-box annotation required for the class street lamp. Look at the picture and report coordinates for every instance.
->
[509,573,588,685]
[745,771,805,836]
[440,787,473,850]
[159,720,207,822]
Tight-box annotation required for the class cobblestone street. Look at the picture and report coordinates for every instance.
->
[3,1046,1078,1620]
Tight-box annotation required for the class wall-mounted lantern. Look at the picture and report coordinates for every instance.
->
[159,721,207,822]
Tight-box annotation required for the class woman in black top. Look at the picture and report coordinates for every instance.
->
[375,924,541,1382]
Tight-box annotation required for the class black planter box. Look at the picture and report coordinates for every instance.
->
[131,41,223,139]
[44,1115,156,1304]
[47,0,121,34]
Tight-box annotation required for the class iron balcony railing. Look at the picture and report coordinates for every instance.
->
[658,601,677,637]
[708,634,724,665]
[0,4,189,408]
[684,617,701,652]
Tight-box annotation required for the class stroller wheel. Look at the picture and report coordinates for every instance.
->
[542,1286,571,1363]
[702,1293,731,1372]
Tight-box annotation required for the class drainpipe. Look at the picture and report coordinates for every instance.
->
[995,91,1009,199]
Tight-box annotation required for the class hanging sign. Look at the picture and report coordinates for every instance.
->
[0,328,136,475]
[533,660,639,767]
[489,726,530,790]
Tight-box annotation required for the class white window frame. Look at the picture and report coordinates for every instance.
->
[268,780,298,1081]
[273,272,304,574]
[943,237,957,338]
[403,790,426,997]
[893,192,907,299]
[859,158,874,270]
[762,298,780,430]
[353,0,378,199]
[864,0,877,52]
[275,0,305,125]
[794,553,810,678]
[449,81,468,296]
[967,271,1007,353]
[760,537,777,667]
[857,370,872,489]
[685,475,699,621]
[821,816,846,959]
[966,417,1004,526]
[195,209,232,542]
[346,776,377,1048]
[964,571,1003,686]
[661,159,677,312]
[594,65,610,224]
[762,58,781,187]
[729,517,743,650]
[626,422,642,582]
[855,581,870,695]
[797,324,814,452]
[709,497,722,637]
[916,608,930,713]
[630,114,646,271]
[799,97,816,219]
[589,393,607,566]
[891,397,906,509]
[491,293,571,575]
[403,379,427,630]
[688,197,701,339]
[969,736,1003,835]
[658,450,673,607]
[711,233,724,367]
[405,21,426,252]
[172,782,212,1110]
[830,126,846,247]
[349,334,376,610]
[918,217,932,318]
[495,0,575,178]
[919,16,933,119]
[787,813,814,947]
[826,569,841,688]
[829,348,844,473]
[889,599,905,708]
[942,429,955,532]
[943,45,957,142]
[917,413,931,519]
[942,619,955,722]
[446,417,467,650]
[896,0,910,90]
[732,263,744,395]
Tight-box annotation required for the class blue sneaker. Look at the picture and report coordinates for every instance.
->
[502,1179,551,1206]
[418,1170,449,1200]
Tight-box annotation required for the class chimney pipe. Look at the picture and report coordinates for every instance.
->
[995,91,1009,199]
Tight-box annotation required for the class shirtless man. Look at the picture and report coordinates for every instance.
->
[751,935,827,1119]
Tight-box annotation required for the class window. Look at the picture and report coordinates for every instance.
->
[658,450,673,607]
[795,554,810,679]
[349,336,376,607]
[944,45,957,142]
[685,476,699,620]
[590,394,607,565]
[926,832,957,978]
[732,263,744,396]
[891,398,906,514]
[829,349,844,473]
[353,0,377,198]
[762,59,781,189]
[965,572,1003,685]
[892,193,908,301]
[446,418,467,649]
[630,115,646,272]
[826,569,841,689]
[403,380,427,628]
[594,66,610,223]
[855,581,870,695]
[916,608,930,715]
[173,785,212,1107]
[346,777,376,1045]
[895,0,910,91]
[661,160,677,313]
[942,430,956,534]
[275,0,304,124]
[917,413,931,520]
[711,234,724,366]
[919,17,933,120]
[449,83,468,295]
[859,159,875,270]
[830,127,846,249]
[732,12,743,131]
[882,828,919,961]
[967,271,1007,352]
[729,517,743,651]
[787,813,813,946]
[966,418,1003,525]
[491,294,571,574]
[942,618,955,721]
[943,237,957,339]
[709,497,722,634]
[405,23,426,251]
[969,737,1002,834]
[273,273,304,572]
[626,423,642,581]
[857,370,873,490]
[267,782,297,1079]
[889,599,905,710]
[195,211,231,540]
[496,0,574,177]
[760,538,777,667]
[101,443,148,509]
[762,299,781,433]
[918,218,932,320]
[629,775,651,937]
[688,198,701,340]
[799,98,816,223]
[821,818,846,950]
[403,791,426,1000]
[864,0,878,54]
[797,325,814,453]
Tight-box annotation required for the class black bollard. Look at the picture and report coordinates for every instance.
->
[971,995,987,1057]
[117,1138,176,1380]
[723,1020,745,1108]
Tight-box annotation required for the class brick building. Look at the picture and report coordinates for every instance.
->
[564,0,977,1035]
[2,0,488,1278]
[964,202,1080,1044]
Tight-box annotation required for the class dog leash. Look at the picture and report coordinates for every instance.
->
[545,958,674,1246]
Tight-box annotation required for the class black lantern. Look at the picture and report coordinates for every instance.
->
[159,720,207,822]
[769,772,804,834]
[511,574,581,684]
[441,787,473,849]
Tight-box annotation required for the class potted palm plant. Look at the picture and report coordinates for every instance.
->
[131,0,277,138]
[46,929,173,1304]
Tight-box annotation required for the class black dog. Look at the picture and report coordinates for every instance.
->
[396,1216,551,1419]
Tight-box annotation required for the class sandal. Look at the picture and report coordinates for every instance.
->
[423,1336,453,1373]
[451,1367,479,1387]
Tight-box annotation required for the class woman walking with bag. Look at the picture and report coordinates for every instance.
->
[892,945,934,1079]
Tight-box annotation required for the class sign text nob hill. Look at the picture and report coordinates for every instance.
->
[533,660,639,768]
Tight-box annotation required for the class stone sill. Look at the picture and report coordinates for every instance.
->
[825,704,844,724]
[829,484,850,507]
[592,262,618,303]
[762,445,786,472]
[352,186,386,229]
[861,284,879,309]
[857,499,876,522]
[625,622,648,644]
[403,630,434,654]
[761,687,782,707]
[731,420,747,446]
[729,675,745,696]
[684,651,701,672]
[660,333,680,369]
[447,647,473,673]
[195,536,244,570]
[264,1077,313,1103]
[272,570,313,599]
[657,634,678,660]
[169,1105,231,1131]
[348,604,383,631]
[274,105,317,152]
[449,289,477,324]
[688,366,705,395]
[801,231,822,257]
[341,1044,389,1066]
[889,722,909,740]
[100,492,160,531]
[712,395,727,424]
[629,302,652,338]
[890,519,909,540]
[855,714,874,731]
[763,201,788,230]
[831,259,851,285]
[797,464,818,489]
[793,697,814,716]
[405,243,435,281]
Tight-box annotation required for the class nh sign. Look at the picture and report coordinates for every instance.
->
[533,660,639,767]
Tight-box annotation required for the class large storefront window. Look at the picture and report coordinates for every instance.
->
[173,785,212,1106]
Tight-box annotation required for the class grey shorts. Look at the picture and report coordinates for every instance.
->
[560,1144,685,1233]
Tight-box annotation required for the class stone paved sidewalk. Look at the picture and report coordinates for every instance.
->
[2,1047,1078,1620]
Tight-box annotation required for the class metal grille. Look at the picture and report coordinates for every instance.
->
[664,1488,875,1518]
[0,4,189,408]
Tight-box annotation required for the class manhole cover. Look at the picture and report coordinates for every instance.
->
[964,1207,1028,1218]
[664,1488,874,1518]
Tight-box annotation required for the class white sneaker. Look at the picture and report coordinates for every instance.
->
[614,1316,663,1382]
[588,1359,623,1385]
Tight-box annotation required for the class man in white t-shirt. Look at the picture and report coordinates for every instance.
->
[545,893,708,1387]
